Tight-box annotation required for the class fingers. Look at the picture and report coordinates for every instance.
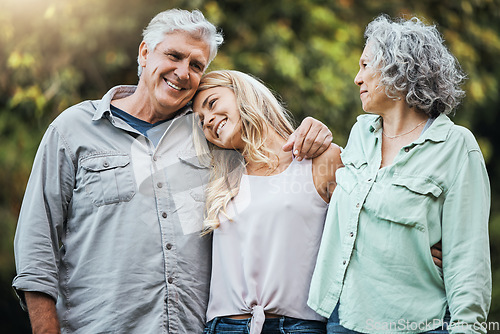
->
[284,117,333,160]
[282,132,296,152]
[431,241,443,269]
[294,117,333,160]
[290,118,313,161]
[306,127,334,158]
[432,255,443,268]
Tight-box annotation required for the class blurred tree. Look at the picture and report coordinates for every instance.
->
[1,0,499,331]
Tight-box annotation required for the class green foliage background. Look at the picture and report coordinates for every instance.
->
[1,0,499,331]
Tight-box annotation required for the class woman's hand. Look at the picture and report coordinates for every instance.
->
[282,117,333,160]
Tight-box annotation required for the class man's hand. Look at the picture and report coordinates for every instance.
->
[431,241,443,268]
[282,117,333,160]
[25,291,61,334]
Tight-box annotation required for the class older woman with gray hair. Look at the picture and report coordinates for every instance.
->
[308,15,491,334]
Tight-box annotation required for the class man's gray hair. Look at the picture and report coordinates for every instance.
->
[137,8,224,77]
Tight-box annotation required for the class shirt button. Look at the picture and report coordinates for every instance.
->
[404,147,410,152]
[152,156,157,162]
[162,212,167,218]
[103,161,109,168]
[157,182,163,188]
[167,277,174,284]
[349,232,354,237]
[356,203,360,208]
[165,243,172,250]
[343,260,347,265]
[368,178,372,182]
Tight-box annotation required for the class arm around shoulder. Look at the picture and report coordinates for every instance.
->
[312,143,343,203]
[283,117,333,160]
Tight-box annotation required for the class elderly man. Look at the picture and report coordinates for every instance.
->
[13,8,332,334]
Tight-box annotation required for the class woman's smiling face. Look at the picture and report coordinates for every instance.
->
[193,86,245,151]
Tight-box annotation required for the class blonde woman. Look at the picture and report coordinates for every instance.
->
[192,70,342,334]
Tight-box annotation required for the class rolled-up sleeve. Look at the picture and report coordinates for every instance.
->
[442,149,491,334]
[12,124,75,310]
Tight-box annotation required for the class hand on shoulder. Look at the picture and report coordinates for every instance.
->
[312,143,343,202]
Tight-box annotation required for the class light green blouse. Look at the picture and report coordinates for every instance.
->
[308,113,491,334]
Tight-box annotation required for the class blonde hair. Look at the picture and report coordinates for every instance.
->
[196,70,295,233]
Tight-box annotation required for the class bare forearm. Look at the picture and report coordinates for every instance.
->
[25,291,61,334]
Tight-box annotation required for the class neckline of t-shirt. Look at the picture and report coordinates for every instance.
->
[243,157,297,178]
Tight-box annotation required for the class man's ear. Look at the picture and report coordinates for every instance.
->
[138,41,149,67]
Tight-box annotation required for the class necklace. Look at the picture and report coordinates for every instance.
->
[382,119,427,139]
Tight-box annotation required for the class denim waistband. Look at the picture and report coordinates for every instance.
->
[205,316,326,333]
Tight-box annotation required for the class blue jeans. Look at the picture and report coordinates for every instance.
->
[327,304,450,333]
[204,316,326,333]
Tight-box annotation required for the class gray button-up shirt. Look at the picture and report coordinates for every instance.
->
[13,86,212,333]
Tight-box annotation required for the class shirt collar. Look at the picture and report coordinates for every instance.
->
[92,85,136,121]
[413,113,453,144]
[92,85,192,121]
[368,115,383,134]
[367,113,453,144]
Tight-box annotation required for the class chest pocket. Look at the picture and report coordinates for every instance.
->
[81,153,136,207]
[375,175,443,231]
[167,149,209,235]
[177,149,209,202]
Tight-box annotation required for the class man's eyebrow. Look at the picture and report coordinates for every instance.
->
[164,48,184,56]
[163,49,206,68]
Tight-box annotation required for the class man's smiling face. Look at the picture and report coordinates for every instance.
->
[138,31,210,118]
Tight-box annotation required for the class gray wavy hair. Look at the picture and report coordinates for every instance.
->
[365,15,466,117]
[137,8,224,77]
